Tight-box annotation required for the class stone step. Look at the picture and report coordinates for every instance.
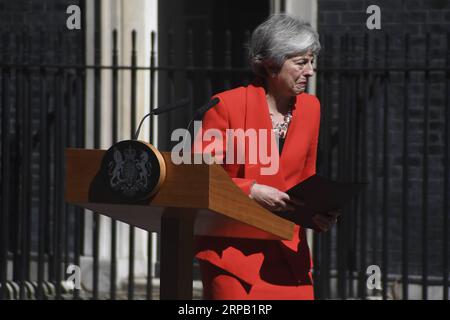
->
[117,278,204,300]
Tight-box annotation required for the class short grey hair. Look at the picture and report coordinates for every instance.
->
[248,14,321,77]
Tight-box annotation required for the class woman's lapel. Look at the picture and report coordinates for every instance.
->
[279,93,309,191]
[243,83,287,190]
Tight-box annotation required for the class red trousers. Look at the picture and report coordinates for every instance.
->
[199,261,315,300]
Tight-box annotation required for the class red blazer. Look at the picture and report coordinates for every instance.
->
[194,80,321,287]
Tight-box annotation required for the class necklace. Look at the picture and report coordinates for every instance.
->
[266,95,295,139]
[270,110,292,139]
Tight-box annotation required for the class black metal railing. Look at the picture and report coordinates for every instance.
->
[313,32,449,300]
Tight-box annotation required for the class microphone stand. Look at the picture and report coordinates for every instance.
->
[133,97,219,158]
[182,97,220,156]
[134,98,191,140]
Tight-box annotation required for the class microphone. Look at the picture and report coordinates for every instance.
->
[186,97,220,133]
[152,97,191,116]
[134,98,190,140]
[192,97,220,120]
[183,97,221,151]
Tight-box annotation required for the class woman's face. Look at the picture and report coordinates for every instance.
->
[269,52,315,96]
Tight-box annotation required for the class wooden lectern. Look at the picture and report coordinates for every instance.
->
[65,148,295,299]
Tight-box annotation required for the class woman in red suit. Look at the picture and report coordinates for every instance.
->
[194,14,339,300]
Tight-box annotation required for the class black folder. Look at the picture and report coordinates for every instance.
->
[279,174,367,232]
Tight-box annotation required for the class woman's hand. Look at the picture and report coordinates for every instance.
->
[312,211,341,232]
[250,183,295,213]
[285,197,342,232]
[250,184,341,232]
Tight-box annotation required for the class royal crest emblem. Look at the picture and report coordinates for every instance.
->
[108,145,152,197]
[89,140,165,203]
